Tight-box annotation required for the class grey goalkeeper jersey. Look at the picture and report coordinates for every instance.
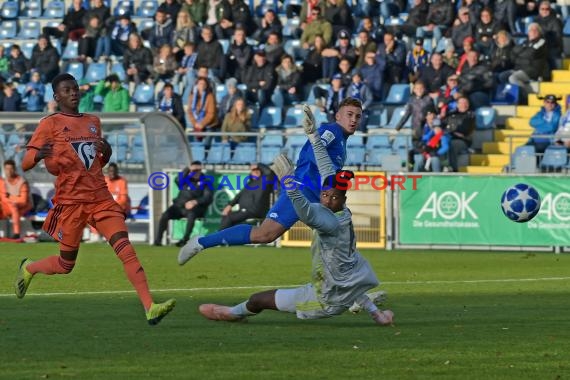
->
[287,190,379,308]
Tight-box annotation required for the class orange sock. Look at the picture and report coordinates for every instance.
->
[27,255,75,275]
[113,237,153,310]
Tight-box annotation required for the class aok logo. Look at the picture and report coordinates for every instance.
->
[536,192,570,221]
[415,191,479,220]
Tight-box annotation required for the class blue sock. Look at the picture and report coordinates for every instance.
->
[198,224,253,248]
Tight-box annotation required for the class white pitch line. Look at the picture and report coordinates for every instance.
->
[1,276,570,298]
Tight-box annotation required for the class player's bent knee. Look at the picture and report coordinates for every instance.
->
[250,222,285,244]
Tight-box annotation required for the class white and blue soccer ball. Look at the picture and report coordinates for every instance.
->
[500,183,541,223]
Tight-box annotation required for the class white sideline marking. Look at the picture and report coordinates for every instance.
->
[1,276,570,298]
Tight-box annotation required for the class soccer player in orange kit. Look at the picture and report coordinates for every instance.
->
[0,159,33,239]
[14,73,175,325]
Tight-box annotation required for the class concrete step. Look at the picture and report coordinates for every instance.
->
[469,154,510,166]
[482,141,525,154]
[494,129,532,140]
[551,70,570,82]
[515,106,540,118]
[505,117,532,130]
[459,165,504,174]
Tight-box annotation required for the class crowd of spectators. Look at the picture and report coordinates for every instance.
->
[0,0,568,172]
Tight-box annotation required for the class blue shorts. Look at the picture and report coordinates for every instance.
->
[266,190,319,229]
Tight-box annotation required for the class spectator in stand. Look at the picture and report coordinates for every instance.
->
[263,32,286,69]
[355,31,377,68]
[158,0,182,23]
[243,50,275,110]
[490,30,514,77]
[221,97,251,150]
[224,26,253,82]
[78,78,96,113]
[219,164,274,230]
[182,0,208,26]
[79,15,105,63]
[348,71,372,132]
[442,45,458,70]
[101,14,136,58]
[418,52,454,98]
[314,73,346,122]
[216,0,254,39]
[526,94,561,154]
[503,23,548,97]
[360,51,385,101]
[173,42,198,94]
[457,50,494,109]
[375,31,407,99]
[395,80,434,149]
[301,6,333,49]
[321,30,357,79]
[153,161,213,247]
[0,159,32,240]
[24,71,46,112]
[455,36,476,75]
[2,83,22,111]
[451,7,474,54]
[358,16,383,44]
[205,0,224,28]
[554,96,570,150]
[152,44,179,95]
[253,9,282,42]
[494,0,517,35]
[123,33,154,87]
[416,0,455,46]
[475,7,500,61]
[0,46,8,80]
[195,26,224,81]
[323,0,353,39]
[298,1,326,36]
[405,37,429,83]
[187,76,219,145]
[94,74,130,112]
[437,74,460,119]
[445,96,475,172]
[399,0,429,38]
[337,57,354,89]
[7,45,29,84]
[86,0,111,39]
[413,109,449,172]
[218,77,243,121]
[147,10,175,52]
[535,1,563,70]
[302,35,326,84]
[42,0,86,48]
[30,35,60,84]
[271,54,302,109]
[172,10,199,61]
[463,0,482,25]
[159,83,186,128]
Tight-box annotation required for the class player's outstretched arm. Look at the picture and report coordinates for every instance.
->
[302,104,335,180]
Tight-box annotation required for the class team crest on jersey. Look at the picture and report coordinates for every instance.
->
[71,141,97,170]
[88,124,97,134]
[58,229,63,241]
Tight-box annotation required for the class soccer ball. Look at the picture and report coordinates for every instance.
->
[500,183,541,223]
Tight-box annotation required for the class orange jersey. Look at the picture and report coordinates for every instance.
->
[27,112,113,205]
[105,175,130,210]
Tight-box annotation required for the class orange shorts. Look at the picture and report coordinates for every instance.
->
[43,199,127,248]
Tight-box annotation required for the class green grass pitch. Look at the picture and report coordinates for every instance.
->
[1,243,569,380]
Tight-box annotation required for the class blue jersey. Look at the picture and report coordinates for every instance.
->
[294,122,347,201]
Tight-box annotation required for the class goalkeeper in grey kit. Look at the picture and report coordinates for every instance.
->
[198,105,394,326]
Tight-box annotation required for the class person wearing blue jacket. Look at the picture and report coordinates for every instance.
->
[413,113,450,172]
[527,94,561,154]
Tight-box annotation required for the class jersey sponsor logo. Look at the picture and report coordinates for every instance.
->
[321,130,335,147]
[71,141,97,170]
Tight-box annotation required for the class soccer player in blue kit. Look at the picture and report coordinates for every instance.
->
[178,97,363,265]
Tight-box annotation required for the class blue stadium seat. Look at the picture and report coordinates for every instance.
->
[190,141,206,162]
[132,83,155,106]
[1,1,19,19]
[114,0,134,16]
[260,145,282,165]
[366,147,393,166]
[385,16,404,26]
[207,142,231,164]
[515,16,534,36]
[475,107,497,130]
[17,20,41,39]
[282,18,300,39]
[366,134,391,149]
[283,107,303,129]
[22,1,42,18]
[345,146,366,166]
[84,62,107,83]
[65,62,84,81]
[43,1,65,18]
[136,0,157,17]
[61,40,79,60]
[128,134,145,163]
[136,17,155,31]
[305,83,329,104]
[43,84,54,103]
[491,84,519,105]
[108,132,129,163]
[261,132,283,147]
[215,84,227,104]
[564,18,570,36]
[382,84,410,105]
[257,106,283,129]
[0,21,18,39]
[21,40,35,59]
[218,39,230,54]
[540,146,567,171]
[231,142,257,164]
[366,108,388,129]
[283,39,304,61]
[508,145,536,172]
[110,62,126,81]
[392,135,412,150]
[284,134,306,162]
[385,106,410,129]
[347,134,364,147]
[0,131,5,147]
